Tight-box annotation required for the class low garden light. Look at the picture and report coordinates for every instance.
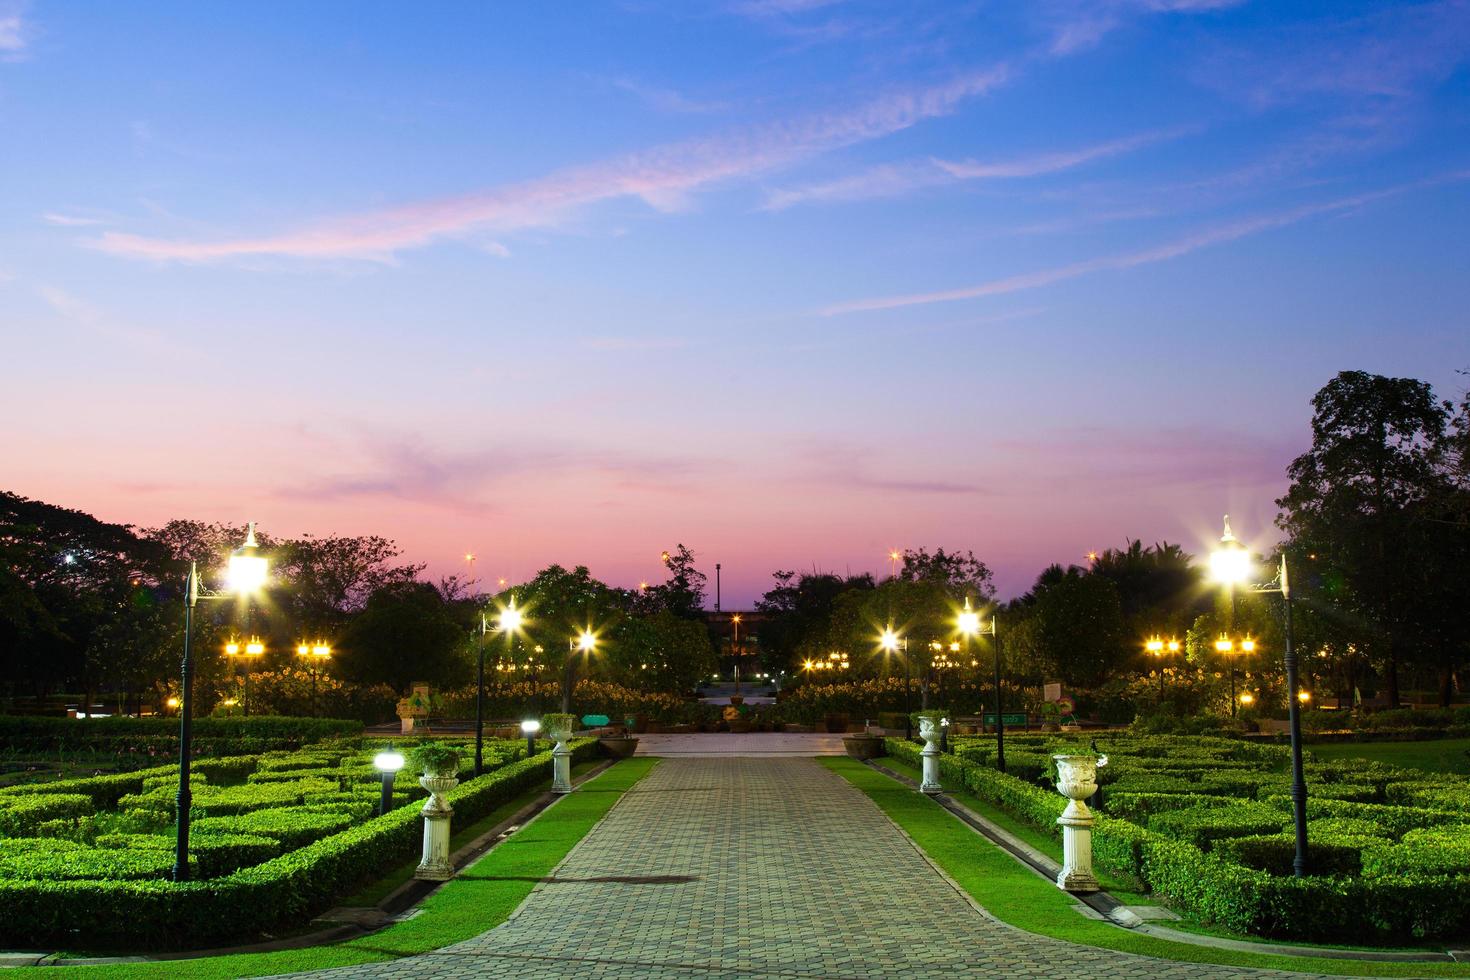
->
[521,718,541,756]
[373,748,405,816]
[174,523,270,882]
[1239,692,1255,707]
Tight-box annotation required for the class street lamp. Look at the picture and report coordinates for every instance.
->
[564,628,596,714]
[480,599,527,777]
[295,641,332,716]
[373,748,404,817]
[879,627,912,739]
[174,523,269,882]
[224,636,266,716]
[957,597,1003,773]
[1210,515,1308,877]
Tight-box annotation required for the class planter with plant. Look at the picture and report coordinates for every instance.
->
[407,741,461,882]
[541,713,577,794]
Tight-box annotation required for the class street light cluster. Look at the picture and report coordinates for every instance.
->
[802,651,849,671]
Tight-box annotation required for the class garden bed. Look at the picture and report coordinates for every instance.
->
[889,733,1470,944]
[0,734,598,949]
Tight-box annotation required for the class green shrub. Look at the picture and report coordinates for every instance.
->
[247,767,340,785]
[1215,834,1361,877]
[0,768,159,809]
[0,838,180,881]
[0,793,94,836]
[407,742,461,777]
[193,808,354,851]
[1309,816,1392,841]
[1361,827,1470,878]
[95,832,281,879]
[1106,774,1197,795]
[1262,795,1460,837]
[1102,791,1208,823]
[1148,803,1288,849]
[189,779,337,818]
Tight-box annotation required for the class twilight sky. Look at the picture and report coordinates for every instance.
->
[3,1,1469,604]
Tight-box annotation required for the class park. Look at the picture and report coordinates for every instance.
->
[5,2,1470,976]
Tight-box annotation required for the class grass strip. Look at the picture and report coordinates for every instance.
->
[343,760,604,907]
[822,757,1470,978]
[24,758,658,980]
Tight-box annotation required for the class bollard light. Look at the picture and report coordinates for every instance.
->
[521,718,541,756]
[374,749,405,816]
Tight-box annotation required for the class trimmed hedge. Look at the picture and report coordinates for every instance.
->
[1215,834,1361,877]
[1147,803,1288,850]
[0,740,598,949]
[1362,827,1470,878]
[192,808,353,851]
[0,716,362,756]
[95,832,281,879]
[0,838,181,881]
[885,735,1470,943]
[0,793,94,836]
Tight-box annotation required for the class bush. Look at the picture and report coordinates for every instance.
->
[1214,834,1361,877]
[407,742,461,777]
[0,716,362,756]
[1148,804,1288,849]
[0,838,180,881]
[192,808,354,851]
[1361,827,1470,878]
[0,738,599,949]
[0,793,94,836]
[95,832,281,879]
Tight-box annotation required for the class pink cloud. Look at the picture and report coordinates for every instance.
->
[89,67,1010,264]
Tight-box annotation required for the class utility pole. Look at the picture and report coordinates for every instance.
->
[715,563,721,612]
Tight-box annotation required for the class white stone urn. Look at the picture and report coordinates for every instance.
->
[548,722,574,795]
[1052,753,1107,892]
[414,773,459,881]
[917,716,943,795]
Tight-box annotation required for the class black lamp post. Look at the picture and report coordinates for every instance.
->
[880,628,912,739]
[474,613,487,777]
[174,524,267,883]
[1211,517,1307,877]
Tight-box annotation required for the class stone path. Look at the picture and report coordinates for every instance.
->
[634,732,846,757]
[290,758,1342,979]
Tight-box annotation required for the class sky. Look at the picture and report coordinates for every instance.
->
[2,1,1469,605]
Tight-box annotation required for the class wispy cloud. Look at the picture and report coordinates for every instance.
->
[89,67,1010,264]
[763,128,1183,210]
[822,172,1468,314]
[36,285,174,352]
[42,212,108,227]
[1042,0,1246,55]
[608,76,728,114]
[0,1,27,57]
[934,128,1185,179]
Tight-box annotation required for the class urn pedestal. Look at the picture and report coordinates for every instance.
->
[1052,754,1107,892]
[550,728,573,794]
[414,774,459,881]
[918,717,943,795]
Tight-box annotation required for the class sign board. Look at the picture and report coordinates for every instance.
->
[984,713,1029,725]
[582,714,611,727]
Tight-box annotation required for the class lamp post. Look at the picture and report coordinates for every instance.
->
[294,642,332,716]
[1210,515,1307,877]
[879,628,911,739]
[483,599,525,777]
[373,748,404,816]
[564,629,596,714]
[174,523,268,882]
[731,614,742,696]
[958,597,1003,773]
[1145,636,1178,697]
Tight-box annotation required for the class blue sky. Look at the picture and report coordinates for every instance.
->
[2,0,1468,602]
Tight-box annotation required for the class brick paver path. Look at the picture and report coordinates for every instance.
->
[292,758,1337,979]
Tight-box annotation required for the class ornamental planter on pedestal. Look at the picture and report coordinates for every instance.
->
[415,773,459,881]
[1052,753,1107,892]
[916,714,945,794]
[543,713,576,795]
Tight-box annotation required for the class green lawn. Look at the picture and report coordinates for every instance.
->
[24,758,658,980]
[822,757,1470,978]
[1308,738,1470,775]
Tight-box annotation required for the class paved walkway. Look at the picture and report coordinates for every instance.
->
[292,758,1339,979]
[634,733,846,756]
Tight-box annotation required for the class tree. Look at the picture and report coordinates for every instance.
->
[270,534,423,634]
[335,582,468,691]
[898,547,995,600]
[1017,565,1127,689]
[612,611,715,691]
[1277,371,1451,706]
[638,544,707,619]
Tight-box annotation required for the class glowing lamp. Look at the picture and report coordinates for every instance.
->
[1239,692,1255,706]
[1241,638,1257,653]
[225,641,240,656]
[498,600,524,632]
[244,638,264,656]
[227,523,269,594]
[1298,691,1312,703]
[1214,636,1234,654]
[1145,636,1164,654]
[879,628,900,652]
[374,750,405,773]
[1208,515,1253,585]
[520,719,542,735]
[577,630,596,652]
